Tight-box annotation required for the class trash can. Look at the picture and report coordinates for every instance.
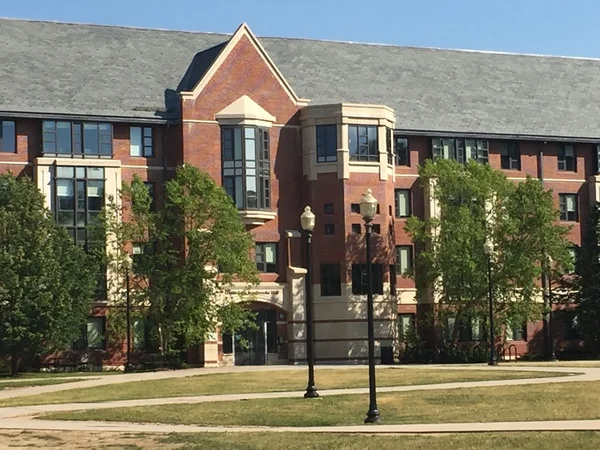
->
[380,346,394,364]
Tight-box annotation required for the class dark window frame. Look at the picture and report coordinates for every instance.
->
[432,138,488,164]
[43,121,113,158]
[558,144,576,172]
[398,313,415,341]
[222,126,271,211]
[394,136,409,166]
[395,189,412,218]
[324,223,335,235]
[316,124,337,163]
[351,223,362,234]
[324,203,334,215]
[255,242,277,273]
[351,263,384,295]
[130,126,154,157]
[349,125,379,162]
[73,316,106,350]
[320,264,342,296]
[500,141,521,170]
[0,120,16,153]
[559,193,578,222]
[396,245,413,275]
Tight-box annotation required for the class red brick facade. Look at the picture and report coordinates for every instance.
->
[0,24,590,368]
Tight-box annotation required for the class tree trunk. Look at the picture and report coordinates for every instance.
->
[11,351,18,376]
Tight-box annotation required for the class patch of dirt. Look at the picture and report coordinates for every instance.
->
[0,430,180,449]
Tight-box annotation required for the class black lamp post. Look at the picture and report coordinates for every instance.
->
[125,257,132,373]
[483,240,497,366]
[301,206,319,398]
[360,188,380,423]
[547,257,557,361]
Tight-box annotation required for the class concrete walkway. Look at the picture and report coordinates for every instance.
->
[0,364,598,435]
[2,418,600,434]
[0,363,586,400]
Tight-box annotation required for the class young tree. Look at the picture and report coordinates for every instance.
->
[0,174,98,374]
[100,165,258,357]
[405,159,572,346]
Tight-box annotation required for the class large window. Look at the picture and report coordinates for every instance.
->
[0,120,15,152]
[43,121,112,157]
[396,245,413,275]
[130,126,153,157]
[394,136,409,166]
[256,243,277,273]
[459,317,485,342]
[398,313,415,341]
[54,166,106,297]
[500,142,521,170]
[320,264,341,296]
[316,125,337,162]
[559,194,578,222]
[74,317,106,350]
[222,126,271,210]
[432,138,488,164]
[508,324,527,341]
[54,166,105,246]
[558,144,576,172]
[349,125,378,162]
[395,189,411,218]
[351,263,384,295]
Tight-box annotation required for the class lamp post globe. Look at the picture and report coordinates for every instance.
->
[301,206,315,231]
[483,240,494,256]
[301,205,318,398]
[360,188,378,223]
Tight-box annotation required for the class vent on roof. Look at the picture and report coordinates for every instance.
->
[132,106,167,112]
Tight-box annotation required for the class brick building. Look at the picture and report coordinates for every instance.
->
[0,18,595,367]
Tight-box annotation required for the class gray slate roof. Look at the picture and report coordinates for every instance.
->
[2,18,600,138]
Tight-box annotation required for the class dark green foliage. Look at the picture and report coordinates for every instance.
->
[405,160,572,345]
[100,166,258,356]
[0,174,97,374]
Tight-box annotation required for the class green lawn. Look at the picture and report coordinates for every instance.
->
[0,379,79,391]
[0,371,118,379]
[3,431,600,450]
[44,379,600,427]
[159,432,600,450]
[0,367,565,407]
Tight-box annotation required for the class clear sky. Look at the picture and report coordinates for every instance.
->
[3,0,600,57]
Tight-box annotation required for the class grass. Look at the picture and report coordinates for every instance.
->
[3,430,600,450]
[158,432,600,450]
[0,367,565,407]
[44,379,600,427]
[0,379,79,391]
[520,361,600,368]
[0,371,119,379]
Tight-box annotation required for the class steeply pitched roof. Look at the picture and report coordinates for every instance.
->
[2,18,600,139]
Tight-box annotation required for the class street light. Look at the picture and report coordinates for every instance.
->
[547,256,557,361]
[124,254,133,373]
[300,206,318,398]
[360,188,380,424]
[483,240,497,366]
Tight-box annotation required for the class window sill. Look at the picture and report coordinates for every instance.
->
[238,209,277,226]
[349,160,380,165]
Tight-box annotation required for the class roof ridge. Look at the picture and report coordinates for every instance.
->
[0,16,232,37]
[2,16,600,62]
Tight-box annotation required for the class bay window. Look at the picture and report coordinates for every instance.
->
[222,126,271,210]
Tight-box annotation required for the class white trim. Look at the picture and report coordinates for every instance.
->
[394,172,419,178]
[183,118,301,129]
[35,157,122,168]
[508,177,586,183]
[180,23,309,106]
[0,160,31,166]
[121,165,171,171]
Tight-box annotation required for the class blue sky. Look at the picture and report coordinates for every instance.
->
[4,0,600,57]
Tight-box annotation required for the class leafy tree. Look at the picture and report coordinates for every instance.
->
[99,166,258,356]
[572,203,600,352]
[0,174,97,374]
[405,159,572,346]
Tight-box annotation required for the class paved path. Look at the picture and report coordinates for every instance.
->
[2,418,600,434]
[0,364,598,435]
